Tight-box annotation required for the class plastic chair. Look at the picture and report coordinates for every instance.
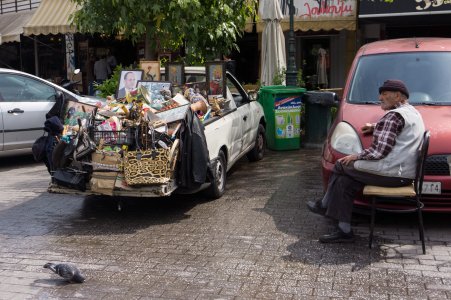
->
[362,131,430,254]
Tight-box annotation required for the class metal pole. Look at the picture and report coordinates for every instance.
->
[285,0,297,86]
[19,36,23,71]
[34,37,39,76]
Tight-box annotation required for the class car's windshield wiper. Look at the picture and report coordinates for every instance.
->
[415,102,440,106]
[361,101,379,104]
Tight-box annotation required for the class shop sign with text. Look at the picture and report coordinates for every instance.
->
[360,0,451,16]
[279,0,356,20]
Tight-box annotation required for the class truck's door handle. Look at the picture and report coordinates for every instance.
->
[8,108,25,114]
[243,115,248,121]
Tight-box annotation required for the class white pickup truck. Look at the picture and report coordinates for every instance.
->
[49,67,266,199]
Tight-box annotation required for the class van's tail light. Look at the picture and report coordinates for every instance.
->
[330,122,363,155]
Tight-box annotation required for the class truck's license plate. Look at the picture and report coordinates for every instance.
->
[422,182,441,195]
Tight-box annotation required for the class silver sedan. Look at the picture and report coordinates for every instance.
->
[0,68,100,157]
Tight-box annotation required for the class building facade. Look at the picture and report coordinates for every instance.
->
[3,0,451,94]
[0,0,137,94]
[359,0,451,44]
[241,0,358,90]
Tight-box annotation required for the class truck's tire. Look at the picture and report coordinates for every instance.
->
[247,124,266,162]
[205,151,226,199]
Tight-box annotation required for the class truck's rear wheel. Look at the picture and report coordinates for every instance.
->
[205,151,226,199]
[247,124,265,162]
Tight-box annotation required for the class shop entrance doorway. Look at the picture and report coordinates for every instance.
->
[300,37,330,90]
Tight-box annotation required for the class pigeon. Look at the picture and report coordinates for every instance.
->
[43,262,86,283]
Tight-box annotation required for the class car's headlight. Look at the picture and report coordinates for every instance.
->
[330,122,363,155]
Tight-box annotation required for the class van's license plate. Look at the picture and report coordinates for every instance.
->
[422,182,441,194]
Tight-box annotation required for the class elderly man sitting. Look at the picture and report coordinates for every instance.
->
[307,79,425,243]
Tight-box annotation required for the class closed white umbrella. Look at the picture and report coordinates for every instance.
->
[259,0,286,86]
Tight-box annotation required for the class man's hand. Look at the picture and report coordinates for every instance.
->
[338,154,359,166]
[361,123,374,135]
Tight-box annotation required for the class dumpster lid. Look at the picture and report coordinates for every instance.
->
[303,90,338,106]
[259,85,306,95]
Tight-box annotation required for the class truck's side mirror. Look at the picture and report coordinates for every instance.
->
[248,90,258,101]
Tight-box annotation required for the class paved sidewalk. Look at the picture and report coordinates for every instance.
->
[0,149,450,299]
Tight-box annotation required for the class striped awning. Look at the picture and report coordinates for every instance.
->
[255,18,356,33]
[0,9,36,44]
[23,0,79,36]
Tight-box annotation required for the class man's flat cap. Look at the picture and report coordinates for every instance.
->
[379,79,409,98]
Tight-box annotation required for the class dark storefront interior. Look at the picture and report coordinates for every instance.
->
[0,32,138,94]
[359,1,451,43]
[231,32,259,85]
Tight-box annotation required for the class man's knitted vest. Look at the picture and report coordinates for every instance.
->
[354,104,425,179]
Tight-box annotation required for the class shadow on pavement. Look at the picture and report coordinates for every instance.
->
[0,192,206,237]
[0,154,39,171]
[257,148,451,269]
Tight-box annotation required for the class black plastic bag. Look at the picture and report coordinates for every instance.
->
[32,134,48,162]
[53,168,87,191]
[52,141,71,169]
[75,131,96,160]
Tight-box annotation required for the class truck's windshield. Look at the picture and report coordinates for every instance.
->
[348,52,451,105]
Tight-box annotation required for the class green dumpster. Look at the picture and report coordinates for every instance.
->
[258,86,306,150]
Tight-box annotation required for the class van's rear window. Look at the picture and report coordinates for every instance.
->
[348,52,451,105]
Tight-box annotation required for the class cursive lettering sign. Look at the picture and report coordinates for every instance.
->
[296,0,354,18]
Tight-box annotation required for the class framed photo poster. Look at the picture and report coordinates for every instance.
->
[205,61,226,98]
[116,70,143,99]
[137,80,171,110]
[165,62,185,86]
[63,99,98,127]
[140,60,161,81]
[184,81,208,99]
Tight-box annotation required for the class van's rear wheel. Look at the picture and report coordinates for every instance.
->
[205,151,226,199]
[247,124,265,162]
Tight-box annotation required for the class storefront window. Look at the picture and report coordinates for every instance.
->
[300,37,330,90]
[37,35,66,83]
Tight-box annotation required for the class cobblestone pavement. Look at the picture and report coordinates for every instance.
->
[1,149,451,299]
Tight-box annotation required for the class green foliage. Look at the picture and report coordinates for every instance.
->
[296,68,305,88]
[159,56,170,68]
[184,52,206,67]
[94,64,131,98]
[71,0,257,61]
[272,67,286,85]
[255,78,261,88]
[330,106,338,121]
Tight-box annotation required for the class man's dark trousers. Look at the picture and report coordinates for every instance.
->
[324,161,413,223]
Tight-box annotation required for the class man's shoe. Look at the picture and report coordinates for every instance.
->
[306,200,326,216]
[319,228,355,243]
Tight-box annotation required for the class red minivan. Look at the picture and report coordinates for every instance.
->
[321,38,451,212]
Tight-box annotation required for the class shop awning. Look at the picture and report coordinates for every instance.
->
[245,0,356,33]
[257,18,355,32]
[0,9,36,44]
[23,0,79,36]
